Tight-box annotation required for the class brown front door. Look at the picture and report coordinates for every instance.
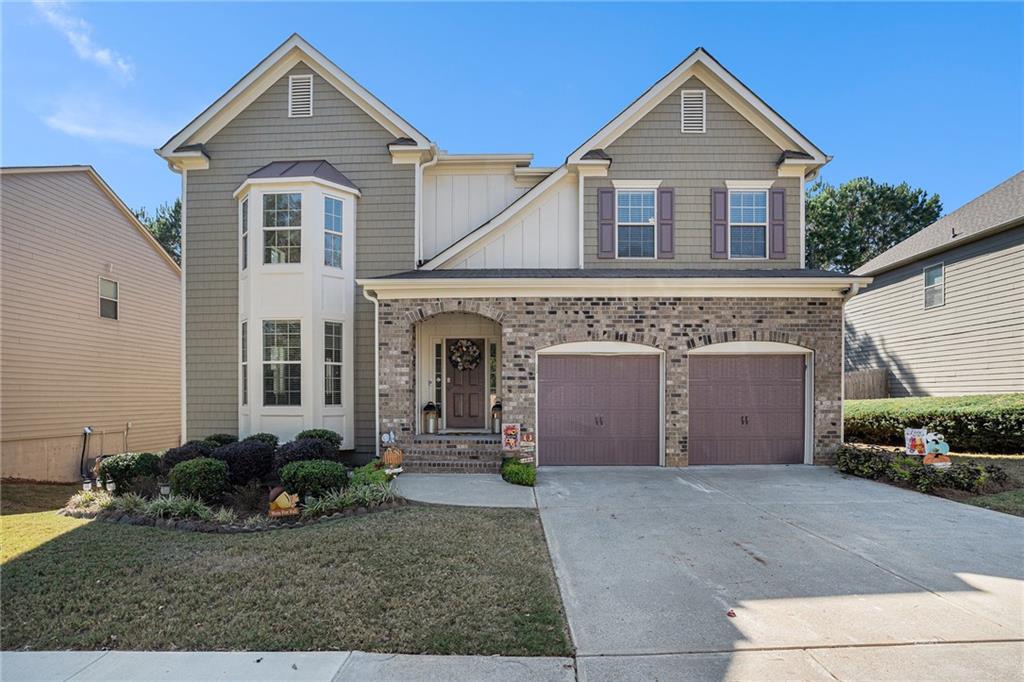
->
[538,355,660,466]
[688,354,805,465]
[445,338,486,429]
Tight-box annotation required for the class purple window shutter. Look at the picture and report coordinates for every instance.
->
[710,188,728,259]
[657,187,675,259]
[770,188,786,259]
[597,187,615,259]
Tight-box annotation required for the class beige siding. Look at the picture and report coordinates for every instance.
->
[583,76,801,269]
[0,171,181,481]
[184,62,413,451]
[845,225,1024,396]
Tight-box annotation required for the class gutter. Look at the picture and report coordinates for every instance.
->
[361,286,381,459]
[415,144,440,267]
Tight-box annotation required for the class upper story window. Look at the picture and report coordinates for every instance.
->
[263,193,302,264]
[240,197,249,270]
[616,190,656,258]
[288,74,313,117]
[324,196,343,268]
[729,190,768,259]
[263,320,301,406]
[681,89,706,133]
[99,277,118,320]
[923,264,944,309]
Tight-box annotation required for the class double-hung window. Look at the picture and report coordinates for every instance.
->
[240,321,248,406]
[99,277,118,319]
[324,196,343,268]
[729,190,768,259]
[923,264,944,309]
[240,197,249,270]
[616,190,656,258]
[324,321,343,406]
[263,320,301,406]
[263,193,302,264]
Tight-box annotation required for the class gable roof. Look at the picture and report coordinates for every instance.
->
[0,165,181,274]
[157,33,429,161]
[566,47,828,166]
[854,172,1024,276]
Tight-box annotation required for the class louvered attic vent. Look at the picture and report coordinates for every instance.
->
[288,74,313,117]
[681,89,706,133]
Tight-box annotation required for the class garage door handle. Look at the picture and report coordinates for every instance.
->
[741,415,749,426]
[595,415,604,426]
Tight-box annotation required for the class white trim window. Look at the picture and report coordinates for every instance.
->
[240,321,248,406]
[324,321,343,406]
[263,320,301,406]
[240,196,249,270]
[324,196,343,268]
[924,263,944,309]
[728,190,768,259]
[616,189,657,258]
[99,277,118,320]
[263,192,302,264]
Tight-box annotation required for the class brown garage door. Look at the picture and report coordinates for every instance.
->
[689,354,805,465]
[538,355,660,466]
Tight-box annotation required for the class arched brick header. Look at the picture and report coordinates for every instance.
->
[534,328,672,350]
[685,328,815,352]
[404,299,506,325]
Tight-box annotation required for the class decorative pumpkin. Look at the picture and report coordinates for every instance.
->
[382,446,404,469]
[449,339,482,371]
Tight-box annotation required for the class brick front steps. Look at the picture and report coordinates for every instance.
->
[403,434,503,473]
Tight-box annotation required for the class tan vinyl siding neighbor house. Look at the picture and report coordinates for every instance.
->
[845,172,1024,397]
[0,166,181,482]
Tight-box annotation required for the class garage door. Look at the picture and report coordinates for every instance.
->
[689,354,805,465]
[538,355,660,466]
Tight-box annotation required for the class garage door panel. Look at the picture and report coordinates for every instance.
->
[539,355,660,466]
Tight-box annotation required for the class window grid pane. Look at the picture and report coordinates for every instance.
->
[241,198,249,270]
[729,226,766,258]
[324,233,342,268]
[324,322,343,406]
[924,265,943,288]
[617,225,655,258]
[617,191,656,224]
[262,193,302,227]
[264,229,301,264]
[99,298,118,320]
[241,321,248,406]
[924,286,944,309]
[729,191,767,224]
[99,278,118,300]
[263,320,301,406]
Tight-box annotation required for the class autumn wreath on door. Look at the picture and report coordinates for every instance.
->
[449,339,482,371]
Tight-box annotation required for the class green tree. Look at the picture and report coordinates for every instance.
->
[806,178,942,272]
[134,199,181,264]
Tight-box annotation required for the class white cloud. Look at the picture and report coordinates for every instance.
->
[33,1,134,80]
[44,95,174,147]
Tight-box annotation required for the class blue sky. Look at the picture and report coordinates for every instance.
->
[2,2,1021,215]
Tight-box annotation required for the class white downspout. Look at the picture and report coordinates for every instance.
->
[415,144,440,268]
[179,167,187,444]
[362,287,381,458]
[577,168,585,269]
[840,282,862,448]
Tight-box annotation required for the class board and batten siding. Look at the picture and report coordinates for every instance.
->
[0,171,181,481]
[184,62,413,452]
[845,225,1024,396]
[583,76,801,269]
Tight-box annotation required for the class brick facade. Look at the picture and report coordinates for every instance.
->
[377,296,844,467]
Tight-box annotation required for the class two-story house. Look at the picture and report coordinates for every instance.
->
[158,34,869,471]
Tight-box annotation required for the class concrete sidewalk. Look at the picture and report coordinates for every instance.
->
[0,651,575,682]
[394,473,536,508]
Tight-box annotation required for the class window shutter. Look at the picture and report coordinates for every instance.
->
[288,75,313,117]
[681,90,706,133]
[770,188,786,259]
[597,187,615,259]
[710,188,728,259]
[657,187,675,259]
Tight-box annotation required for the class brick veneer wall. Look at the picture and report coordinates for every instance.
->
[377,296,844,466]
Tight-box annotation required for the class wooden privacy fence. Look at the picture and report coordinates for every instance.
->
[845,369,890,400]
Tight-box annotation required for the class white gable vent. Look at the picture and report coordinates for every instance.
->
[288,74,313,117]
[681,89,706,133]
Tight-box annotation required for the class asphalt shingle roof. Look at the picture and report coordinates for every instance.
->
[247,160,360,192]
[854,172,1024,275]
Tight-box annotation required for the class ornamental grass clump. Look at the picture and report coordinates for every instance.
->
[65,489,113,514]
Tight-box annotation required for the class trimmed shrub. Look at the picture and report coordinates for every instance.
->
[350,460,388,487]
[274,438,337,472]
[98,452,160,493]
[845,394,1024,453]
[169,457,229,502]
[244,432,280,449]
[836,445,1008,494]
[160,440,215,476]
[280,459,348,498]
[295,428,342,449]
[205,433,238,447]
[501,458,536,487]
[212,440,274,484]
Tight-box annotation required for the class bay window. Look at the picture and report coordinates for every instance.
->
[263,192,302,264]
[263,320,301,405]
[324,196,343,268]
[324,321,343,405]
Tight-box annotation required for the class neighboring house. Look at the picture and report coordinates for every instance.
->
[846,172,1024,397]
[158,34,868,471]
[0,166,181,482]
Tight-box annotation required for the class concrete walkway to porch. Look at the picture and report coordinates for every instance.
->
[394,474,536,508]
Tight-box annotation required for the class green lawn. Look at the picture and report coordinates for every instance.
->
[966,489,1024,516]
[0,484,571,655]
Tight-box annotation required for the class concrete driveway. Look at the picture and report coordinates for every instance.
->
[536,466,1024,680]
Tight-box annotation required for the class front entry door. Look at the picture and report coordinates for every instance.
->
[445,338,486,429]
